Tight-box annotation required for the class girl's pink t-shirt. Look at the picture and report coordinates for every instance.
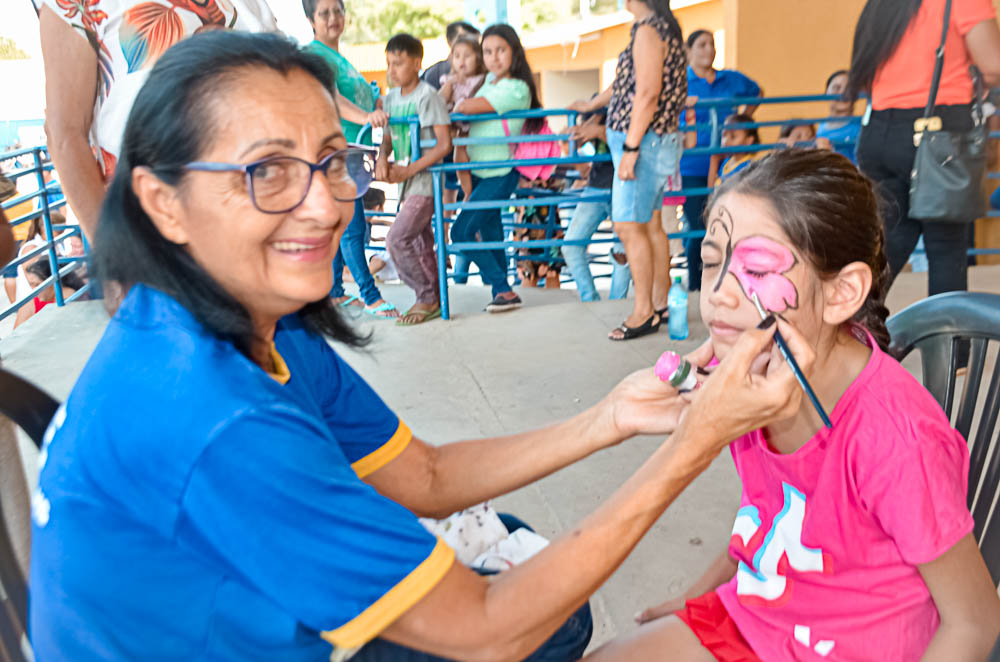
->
[717,336,973,661]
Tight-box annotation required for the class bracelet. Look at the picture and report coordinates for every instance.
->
[623,142,640,153]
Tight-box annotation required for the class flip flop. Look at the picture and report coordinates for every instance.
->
[363,302,399,319]
[337,295,361,308]
[609,313,660,341]
[395,306,442,326]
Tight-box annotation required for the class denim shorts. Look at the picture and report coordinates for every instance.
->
[607,128,682,224]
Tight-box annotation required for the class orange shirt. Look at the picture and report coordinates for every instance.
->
[872,0,995,110]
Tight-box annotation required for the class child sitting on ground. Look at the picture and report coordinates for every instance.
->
[439,35,487,199]
[377,33,453,326]
[588,149,1000,661]
[360,187,397,283]
[707,114,764,187]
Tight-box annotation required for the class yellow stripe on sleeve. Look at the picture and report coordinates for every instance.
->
[321,537,455,650]
[350,421,412,478]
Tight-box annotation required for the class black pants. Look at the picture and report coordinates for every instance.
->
[681,176,710,291]
[856,105,975,296]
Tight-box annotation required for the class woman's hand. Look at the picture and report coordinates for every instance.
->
[677,317,815,462]
[367,109,389,129]
[603,365,692,440]
[567,98,593,114]
[617,151,638,180]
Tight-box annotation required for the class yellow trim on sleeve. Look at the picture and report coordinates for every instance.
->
[350,421,412,478]
[267,343,291,385]
[321,537,455,650]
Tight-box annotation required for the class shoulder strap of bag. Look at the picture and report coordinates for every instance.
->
[923,0,953,119]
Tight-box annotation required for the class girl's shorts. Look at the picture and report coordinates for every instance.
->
[606,128,682,224]
[675,591,761,662]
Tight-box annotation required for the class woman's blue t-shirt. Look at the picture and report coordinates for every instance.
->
[680,67,762,178]
[29,284,453,660]
[816,118,861,164]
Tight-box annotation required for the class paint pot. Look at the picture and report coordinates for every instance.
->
[654,351,699,392]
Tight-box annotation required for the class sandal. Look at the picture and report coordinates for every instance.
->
[363,302,399,319]
[335,295,362,308]
[396,306,442,326]
[609,313,660,341]
[656,307,669,326]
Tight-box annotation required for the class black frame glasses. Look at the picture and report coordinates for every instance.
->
[185,146,376,213]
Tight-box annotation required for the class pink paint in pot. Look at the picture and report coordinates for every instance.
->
[654,351,698,392]
[729,236,798,313]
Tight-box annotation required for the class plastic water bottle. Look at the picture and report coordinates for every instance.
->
[667,276,689,341]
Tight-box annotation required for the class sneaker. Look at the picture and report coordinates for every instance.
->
[485,294,523,313]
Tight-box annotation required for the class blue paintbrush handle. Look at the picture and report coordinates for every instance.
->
[750,293,833,429]
[771,328,834,429]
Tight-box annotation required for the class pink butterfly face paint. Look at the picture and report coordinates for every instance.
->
[729,236,798,313]
[707,204,800,315]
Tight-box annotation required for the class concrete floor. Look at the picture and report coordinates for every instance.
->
[3,265,1000,650]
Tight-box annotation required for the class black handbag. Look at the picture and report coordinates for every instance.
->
[909,0,988,222]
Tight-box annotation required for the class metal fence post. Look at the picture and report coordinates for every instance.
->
[34,148,64,306]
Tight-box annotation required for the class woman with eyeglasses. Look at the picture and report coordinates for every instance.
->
[29,32,814,662]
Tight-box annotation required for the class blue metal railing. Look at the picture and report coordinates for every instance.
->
[365,92,1000,320]
[1,146,92,325]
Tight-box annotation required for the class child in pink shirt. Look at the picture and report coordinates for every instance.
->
[588,149,1000,661]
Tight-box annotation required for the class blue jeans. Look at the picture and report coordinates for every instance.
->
[563,189,630,302]
[681,175,709,292]
[331,199,383,305]
[352,514,593,662]
[451,170,520,298]
[609,242,631,300]
[606,129,682,224]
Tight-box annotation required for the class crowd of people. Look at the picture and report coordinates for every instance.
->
[5,0,1000,661]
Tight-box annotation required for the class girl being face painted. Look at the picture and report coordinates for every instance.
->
[699,192,826,361]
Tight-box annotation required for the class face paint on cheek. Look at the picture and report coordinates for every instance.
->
[728,235,799,313]
[707,206,735,293]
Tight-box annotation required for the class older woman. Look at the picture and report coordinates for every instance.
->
[29,32,811,661]
[570,0,687,341]
[303,0,398,318]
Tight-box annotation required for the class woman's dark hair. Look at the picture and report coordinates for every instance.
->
[724,113,759,144]
[705,149,891,350]
[96,31,368,360]
[846,0,922,101]
[686,28,712,50]
[825,68,848,93]
[638,0,683,43]
[482,24,544,133]
[302,0,344,22]
[26,257,86,292]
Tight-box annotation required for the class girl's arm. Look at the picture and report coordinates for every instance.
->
[919,533,1000,660]
[707,153,722,188]
[635,547,737,624]
[439,79,455,105]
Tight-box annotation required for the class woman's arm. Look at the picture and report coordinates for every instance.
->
[569,85,614,114]
[919,533,1000,661]
[371,319,813,660]
[337,91,388,129]
[966,19,1000,87]
[40,6,103,243]
[366,367,687,518]
[0,206,12,266]
[623,25,666,150]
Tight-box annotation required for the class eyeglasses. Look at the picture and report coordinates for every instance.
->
[184,147,375,214]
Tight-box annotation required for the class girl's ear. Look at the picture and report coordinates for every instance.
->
[822,261,872,326]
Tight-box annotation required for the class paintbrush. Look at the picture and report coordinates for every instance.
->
[750,292,833,429]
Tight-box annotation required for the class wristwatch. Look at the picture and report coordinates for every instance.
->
[622,142,640,153]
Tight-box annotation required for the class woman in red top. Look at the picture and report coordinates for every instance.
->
[848,0,1000,297]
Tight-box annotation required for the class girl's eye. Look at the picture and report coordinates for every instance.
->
[702,262,720,270]
[744,269,768,278]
